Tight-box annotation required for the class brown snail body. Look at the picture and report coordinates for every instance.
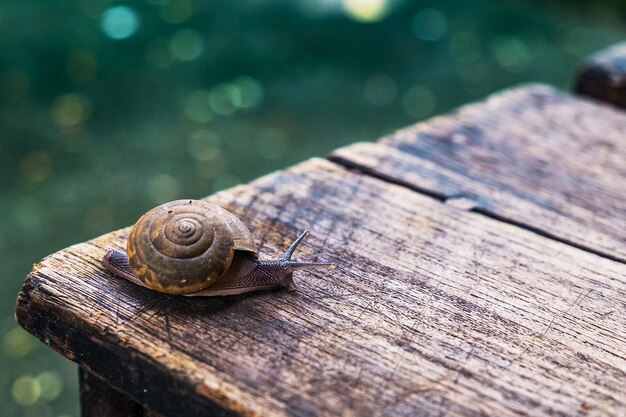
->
[102,199,335,296]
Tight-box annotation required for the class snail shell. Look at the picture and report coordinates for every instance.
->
[103,199,336,296]
[126,199,256,295]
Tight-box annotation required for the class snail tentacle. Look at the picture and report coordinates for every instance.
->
[188,231,335,296]
[281,229,309,261]
[278,229,337,270]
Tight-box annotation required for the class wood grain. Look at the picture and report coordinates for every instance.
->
[575,42,626,108]
[330,84,626,262]
[16,158,626,417]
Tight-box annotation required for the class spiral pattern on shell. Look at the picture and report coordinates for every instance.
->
[127,200,249,294]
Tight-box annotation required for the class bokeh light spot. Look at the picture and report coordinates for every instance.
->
[257,128,289,159]
[101,6,139,40]
[402,86,436,119]
[147,174,181,204]
[449,31,481,64]
[363,74,397,106]
[188,129,221,161]
[145,38,174,69]
[20,151,53,183]
[36,371,64,402]
[12,375,41,406]
[343,0,389,23]
[183,90,213,123]
[51,94,90,126]
[2,327,36,359]
[232,77,264,109]
[169,29,204,62]
[412,8,448,41]
[492,36,531,71]
[209,83,239,116]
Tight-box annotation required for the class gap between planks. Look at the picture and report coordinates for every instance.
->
[327,155,626,266]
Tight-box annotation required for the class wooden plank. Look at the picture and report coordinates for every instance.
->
[16,158,626,417]
[330,84,626,262]
[575,42,626,108]
[80,368,148,417]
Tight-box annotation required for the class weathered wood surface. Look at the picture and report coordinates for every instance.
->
[16,157,626,417]
[80,368,155,417]
[331,84,626,263]
[575,42,626,108]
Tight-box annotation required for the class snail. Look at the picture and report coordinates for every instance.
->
[101,199,335,296]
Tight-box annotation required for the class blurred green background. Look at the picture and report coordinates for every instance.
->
[0,0,624,415]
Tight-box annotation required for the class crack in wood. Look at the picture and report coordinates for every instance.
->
[328,155,626,265]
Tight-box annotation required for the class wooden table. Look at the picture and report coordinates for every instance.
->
[16,44,626,417]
